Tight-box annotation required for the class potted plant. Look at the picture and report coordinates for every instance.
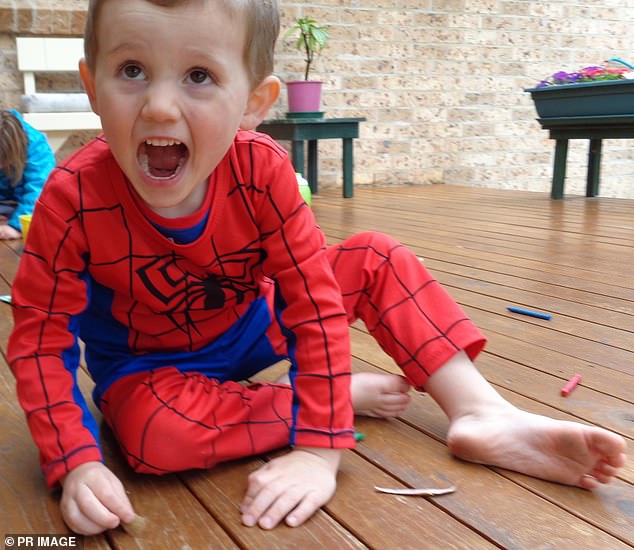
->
[284,17,329,117]
[525,62,634,118]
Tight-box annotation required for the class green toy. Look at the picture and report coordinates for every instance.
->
[296,173,312,206]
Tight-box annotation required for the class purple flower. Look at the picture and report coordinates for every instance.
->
[552,71,571,81]
[551,71,582,84]
[534,62,630,87]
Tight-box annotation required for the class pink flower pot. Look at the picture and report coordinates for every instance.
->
[286,81,323,113]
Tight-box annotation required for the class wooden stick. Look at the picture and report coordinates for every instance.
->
[122,514,147,537]
[374,485,456,496]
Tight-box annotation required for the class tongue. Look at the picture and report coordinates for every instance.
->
[145,143,185,177]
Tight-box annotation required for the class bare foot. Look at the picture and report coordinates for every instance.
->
[350,372,411,418]
[447,405,627,489]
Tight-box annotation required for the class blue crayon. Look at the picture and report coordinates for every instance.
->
[506,306,551,320]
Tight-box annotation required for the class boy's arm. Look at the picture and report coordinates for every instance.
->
[256,152,355,450]
[8,198,103,487]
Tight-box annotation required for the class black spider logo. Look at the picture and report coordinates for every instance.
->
[136,248,266,313]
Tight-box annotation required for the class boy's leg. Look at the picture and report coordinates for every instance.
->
[100,367,294,474]
[326,231,486,389]
[327,232,626,487]
[427,351,626,488]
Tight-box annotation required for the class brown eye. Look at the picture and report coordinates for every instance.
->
[122,64,143,79]
[189,69,210,85]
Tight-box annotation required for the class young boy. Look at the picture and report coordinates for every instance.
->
[8,0,626,536]
[0,109,55,239]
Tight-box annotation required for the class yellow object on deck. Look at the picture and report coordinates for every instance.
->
[19,214,32,240]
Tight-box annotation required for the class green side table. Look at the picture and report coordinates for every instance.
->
[257,117,365,198]
[535,115,634,199]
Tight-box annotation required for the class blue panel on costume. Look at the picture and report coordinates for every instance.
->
[80,273,285,405]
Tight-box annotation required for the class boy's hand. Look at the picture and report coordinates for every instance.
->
[0,224,21,240]
[60,461,136,535]
[241,447,341,529]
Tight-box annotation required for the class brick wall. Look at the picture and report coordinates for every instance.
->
[275,0,634,198]
[2,0,634,197]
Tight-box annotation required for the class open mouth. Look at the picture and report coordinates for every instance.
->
[138,139,189,180]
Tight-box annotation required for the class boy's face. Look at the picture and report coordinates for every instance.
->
[80,0,278,217]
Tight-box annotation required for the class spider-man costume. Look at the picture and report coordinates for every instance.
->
[8,131,486,488]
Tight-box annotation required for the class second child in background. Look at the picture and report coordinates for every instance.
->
[0,110,55,240]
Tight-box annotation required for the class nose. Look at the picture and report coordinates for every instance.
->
[140,80,180,123]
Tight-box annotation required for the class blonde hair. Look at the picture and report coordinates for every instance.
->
[83,0,279,88]
[0,111,28,186]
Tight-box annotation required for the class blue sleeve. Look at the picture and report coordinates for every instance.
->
[8,119,56,231]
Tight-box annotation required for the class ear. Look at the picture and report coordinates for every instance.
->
[79,58,100,115]
[239,75,281,130]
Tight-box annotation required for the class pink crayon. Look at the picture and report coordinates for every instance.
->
[561,374,582,397]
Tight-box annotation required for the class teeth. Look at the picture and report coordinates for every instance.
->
[145,138,182,146]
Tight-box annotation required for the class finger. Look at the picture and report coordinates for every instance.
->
[285,491,324,528]
[62,495,110,535]
[242,481,261,506]
[257,487,305,530]
[242,485,280,527]
[102,476,136,523]
[382,393,411,405]
[241,464,276,511]
[376,400,410,414]
[392,375,411,392]
[243,466,273,500]
[240,495,254,514]
[75,483,121,530]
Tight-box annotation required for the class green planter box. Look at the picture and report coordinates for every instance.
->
[525,79,634,118]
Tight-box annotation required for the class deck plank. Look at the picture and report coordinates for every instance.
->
[347,355,634,544]
[2,186,633,549]
[353,417,630,549]
[182,460,368,549]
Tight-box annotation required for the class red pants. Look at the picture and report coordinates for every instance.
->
[101,232,485,474]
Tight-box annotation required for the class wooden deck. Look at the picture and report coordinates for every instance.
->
[1,185,633,549]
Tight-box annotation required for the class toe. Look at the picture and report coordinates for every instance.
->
[597,460,618,475]
[579,474,600,490]
[588,429,626,461]
[593,472,614,484]
[591,461,618,481]
[606,452,627,469]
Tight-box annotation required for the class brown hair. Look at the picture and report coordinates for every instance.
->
[0,111,28,186]
[83,0,280,88]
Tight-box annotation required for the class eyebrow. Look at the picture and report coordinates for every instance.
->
[103,40,149,59]
[104,41,226,67]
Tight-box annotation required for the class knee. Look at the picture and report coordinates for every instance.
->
[341,231,401,256]
[118,407,216,474]
[102,370,222,474]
